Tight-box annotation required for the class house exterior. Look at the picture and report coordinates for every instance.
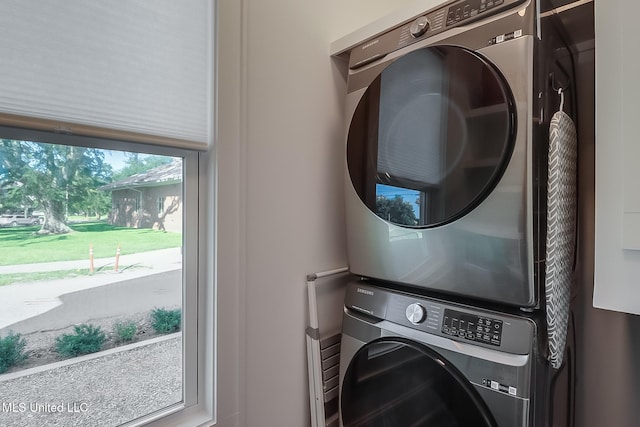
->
[100,161,182,233]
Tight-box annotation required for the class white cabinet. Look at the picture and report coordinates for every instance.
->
[593,0,640,314]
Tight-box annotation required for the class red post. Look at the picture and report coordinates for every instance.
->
[114,244,121,272]
[89,244,94,274]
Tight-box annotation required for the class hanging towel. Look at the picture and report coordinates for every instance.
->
[545,104,577,369]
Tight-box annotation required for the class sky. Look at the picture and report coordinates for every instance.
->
[376,183,420,217]
[104,150,127,172]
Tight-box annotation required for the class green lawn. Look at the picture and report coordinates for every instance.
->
[0,221,181,266]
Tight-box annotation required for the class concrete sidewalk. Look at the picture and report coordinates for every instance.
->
[0,248,182,332]
[0,247,181,274]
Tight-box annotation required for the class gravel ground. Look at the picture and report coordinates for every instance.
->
[5,310,173,373]
[0,336,182,427]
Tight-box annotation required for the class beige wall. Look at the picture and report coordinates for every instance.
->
[216,1,417,426]
[242,2,417,426]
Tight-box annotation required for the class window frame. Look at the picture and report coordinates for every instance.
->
[0,125,216,427]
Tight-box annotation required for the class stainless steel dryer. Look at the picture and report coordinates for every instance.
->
[339,281,550,427]
[341,0,575,307]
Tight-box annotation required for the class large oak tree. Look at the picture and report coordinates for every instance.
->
[0,139,112,234]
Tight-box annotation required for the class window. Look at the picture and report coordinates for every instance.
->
[0,129,213,427]
[158,197,165,216]
[0,2,215,425]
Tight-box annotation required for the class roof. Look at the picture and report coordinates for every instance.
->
[99,160,182,191]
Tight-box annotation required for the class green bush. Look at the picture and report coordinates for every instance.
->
[151,308,181,334]
[0,332,27,374]
[55,324,106,357]
[114,321,137,343]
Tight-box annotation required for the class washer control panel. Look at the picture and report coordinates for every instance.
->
[344,281,534,354]
[442,309,503,346]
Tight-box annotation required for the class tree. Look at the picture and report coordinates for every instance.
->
[113,153,172,180]
[69,185,112,220]
[0,139,113,234]
[0,182,29,215]
[375,195,418,226]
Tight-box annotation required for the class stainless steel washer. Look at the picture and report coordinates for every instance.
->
[339,281,550,426]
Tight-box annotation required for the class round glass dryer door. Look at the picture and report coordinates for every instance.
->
[347,46,516,228]
[341,338,498,427]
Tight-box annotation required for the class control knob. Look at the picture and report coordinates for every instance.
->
[410,16,430,38]
[406,303,427,324]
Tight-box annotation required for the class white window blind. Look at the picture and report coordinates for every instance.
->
[0,0,213,150]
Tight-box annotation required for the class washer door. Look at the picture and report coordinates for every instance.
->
[341,338,497,427]
[347,46,515,228]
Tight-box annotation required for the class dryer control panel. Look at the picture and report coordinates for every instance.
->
[348,0,527,70]
[445,0,511,27]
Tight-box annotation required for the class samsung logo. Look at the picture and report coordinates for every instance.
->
[361,39,379,50]
[356,288,374,296]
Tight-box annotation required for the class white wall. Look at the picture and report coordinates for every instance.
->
[573,43,640,427]
[217,1,416,426]
[592,0,640,315]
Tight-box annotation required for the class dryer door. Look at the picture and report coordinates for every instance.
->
[341,337,497,427]
[347,45,515,228]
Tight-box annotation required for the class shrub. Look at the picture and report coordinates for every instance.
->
[0,332,27,374]
[151,308,181,334]
[114,321,137,343]
[55,324,106,357]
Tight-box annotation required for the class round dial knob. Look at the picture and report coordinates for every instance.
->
[410,16,430,38]
[406,303,427,324]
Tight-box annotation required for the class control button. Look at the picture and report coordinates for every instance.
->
[447,10,455,24]
[410,16,430,38]
[406,303,427,324]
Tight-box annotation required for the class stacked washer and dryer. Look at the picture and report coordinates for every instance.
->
[335,0,577,426]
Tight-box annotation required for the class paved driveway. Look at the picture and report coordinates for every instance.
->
[0,248,182,334]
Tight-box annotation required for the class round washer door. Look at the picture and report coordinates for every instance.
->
[341,338,497,427]
[347,45,516,228]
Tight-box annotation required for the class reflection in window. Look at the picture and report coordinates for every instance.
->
[347,46,514,228]
[375,184,420,226]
